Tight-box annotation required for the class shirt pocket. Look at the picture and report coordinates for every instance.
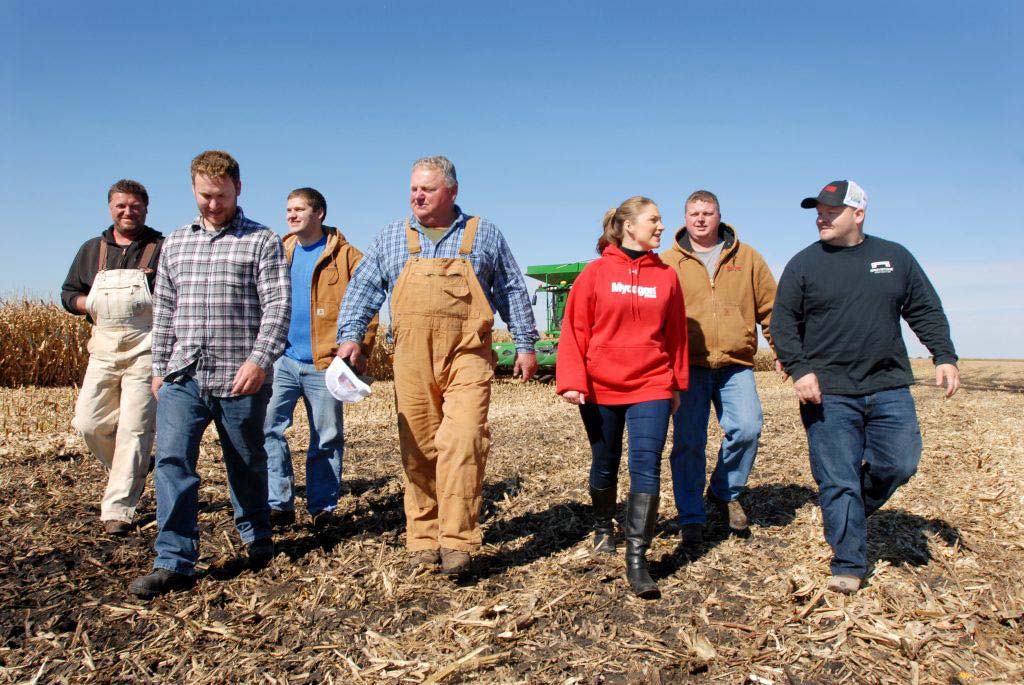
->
[215,252,256,291]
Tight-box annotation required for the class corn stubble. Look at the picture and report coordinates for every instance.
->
[3,299,1022,684]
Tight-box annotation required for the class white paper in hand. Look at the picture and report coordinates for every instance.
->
[325,357,372,403]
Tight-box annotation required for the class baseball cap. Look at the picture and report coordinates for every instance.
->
[325,357,372,403]
[800,180,868,210]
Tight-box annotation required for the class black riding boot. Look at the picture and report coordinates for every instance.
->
[624,492,660,598]
[590,485,617,554]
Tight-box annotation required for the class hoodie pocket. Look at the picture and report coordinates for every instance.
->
[586,344,668,389]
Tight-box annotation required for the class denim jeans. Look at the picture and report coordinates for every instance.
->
[152,376,272,575]
[800,387,922,578]
[263,355,344,515]
[580,399,671,495]
[669,365,762,525]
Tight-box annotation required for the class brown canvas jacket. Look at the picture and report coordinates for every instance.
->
[660,223,776,368]
[283,226,378,371]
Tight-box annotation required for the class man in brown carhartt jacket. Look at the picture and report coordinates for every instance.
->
[263,188,377,531]
[282,226,377,370]
[661,190,776,545]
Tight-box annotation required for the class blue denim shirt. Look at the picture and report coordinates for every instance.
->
[337,206,539,352]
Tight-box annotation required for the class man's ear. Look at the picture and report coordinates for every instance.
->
[853,207,865,226]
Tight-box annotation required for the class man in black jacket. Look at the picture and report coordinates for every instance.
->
[772,180,960,594]
[61,179,163,536]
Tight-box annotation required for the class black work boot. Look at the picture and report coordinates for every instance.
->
[129,569,194,599]
[624,492,660,598]
[590,485,617,554]
[247,537,274,569]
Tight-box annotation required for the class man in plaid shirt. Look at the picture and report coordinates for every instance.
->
[131,150,290,599]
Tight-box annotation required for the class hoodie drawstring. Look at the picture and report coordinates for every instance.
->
[630,260,640,321]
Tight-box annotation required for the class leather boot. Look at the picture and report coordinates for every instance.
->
[590,485,617,554]
[624,492,660,598]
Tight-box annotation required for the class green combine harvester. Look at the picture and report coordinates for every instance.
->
[492,261,589,376]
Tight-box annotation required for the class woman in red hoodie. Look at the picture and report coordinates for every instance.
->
[556,196,689,598]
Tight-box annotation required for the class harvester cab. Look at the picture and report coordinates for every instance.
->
[492,261,589,378]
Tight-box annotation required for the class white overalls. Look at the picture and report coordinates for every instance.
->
[72,241,158,523]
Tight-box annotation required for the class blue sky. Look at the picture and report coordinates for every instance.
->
[3,1,1021,358]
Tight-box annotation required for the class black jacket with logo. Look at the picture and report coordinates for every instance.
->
[60,225,164,318]
[772,234,957,395]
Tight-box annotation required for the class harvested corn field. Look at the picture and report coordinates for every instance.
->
[0,360,1021,684]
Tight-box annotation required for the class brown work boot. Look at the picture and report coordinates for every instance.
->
[407,549,441,572]
[440,548,471,575]
[103,520,131,537]
[269,509,296,529]
[679,523,704,547]
[826,575,862,594]
[709,490,749,533]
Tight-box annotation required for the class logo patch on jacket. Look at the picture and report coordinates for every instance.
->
[724,264,743,272]
[869,260,893,274]
[610,282,658,299]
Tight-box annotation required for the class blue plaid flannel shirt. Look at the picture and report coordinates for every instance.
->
[152,208,291,396]
[337,207,539,353]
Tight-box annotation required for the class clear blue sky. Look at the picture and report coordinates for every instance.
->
[3,1,1021,358]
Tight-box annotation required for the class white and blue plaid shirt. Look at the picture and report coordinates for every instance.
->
[152,208,291,396]
[338,207,539,352]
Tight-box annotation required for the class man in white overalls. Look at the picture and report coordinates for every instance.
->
[61,179,164,537]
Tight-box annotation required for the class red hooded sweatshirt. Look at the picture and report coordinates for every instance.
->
[556,244,689,404]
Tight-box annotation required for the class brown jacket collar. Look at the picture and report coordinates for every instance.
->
[669,222,738,261]
[282,225,349,265]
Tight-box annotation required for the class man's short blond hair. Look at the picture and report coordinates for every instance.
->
[685,189,720,213]
[191,150,241,185]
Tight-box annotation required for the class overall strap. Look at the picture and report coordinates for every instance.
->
[138,242,158,272]
[97,240,109,272]
[459,217,480,256]
[405,219,422,255]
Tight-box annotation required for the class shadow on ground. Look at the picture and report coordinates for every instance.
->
[652,483,817,577]
[868,509,963,568]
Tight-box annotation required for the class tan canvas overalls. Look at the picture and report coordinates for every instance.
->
[72,241,158,523]
[391,217,495,552]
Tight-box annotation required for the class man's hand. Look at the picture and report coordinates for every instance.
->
[775,359,790,382]
[335,341,367,374]
[793,372,822,404]
[670,390,681,415]
[73,294,89,315]
[935,363,960,398]
[560,390,585,405]
[151,376,163,401]
[231,361,266,396]
[513,352,538,383]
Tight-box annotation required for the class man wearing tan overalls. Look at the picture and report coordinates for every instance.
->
[61,179,163,537]
[336,156,539,574]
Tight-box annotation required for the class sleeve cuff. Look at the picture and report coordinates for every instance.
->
[788,363,813,382]
[248,352,275,373]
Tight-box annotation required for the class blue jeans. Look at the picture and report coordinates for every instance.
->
[669,365,762,525]
[152,376,272,575]
[800,387,922,578]
[580,399,671,496]
[263,355,344,515]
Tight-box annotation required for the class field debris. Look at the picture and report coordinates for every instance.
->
[0,360,1021,683]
